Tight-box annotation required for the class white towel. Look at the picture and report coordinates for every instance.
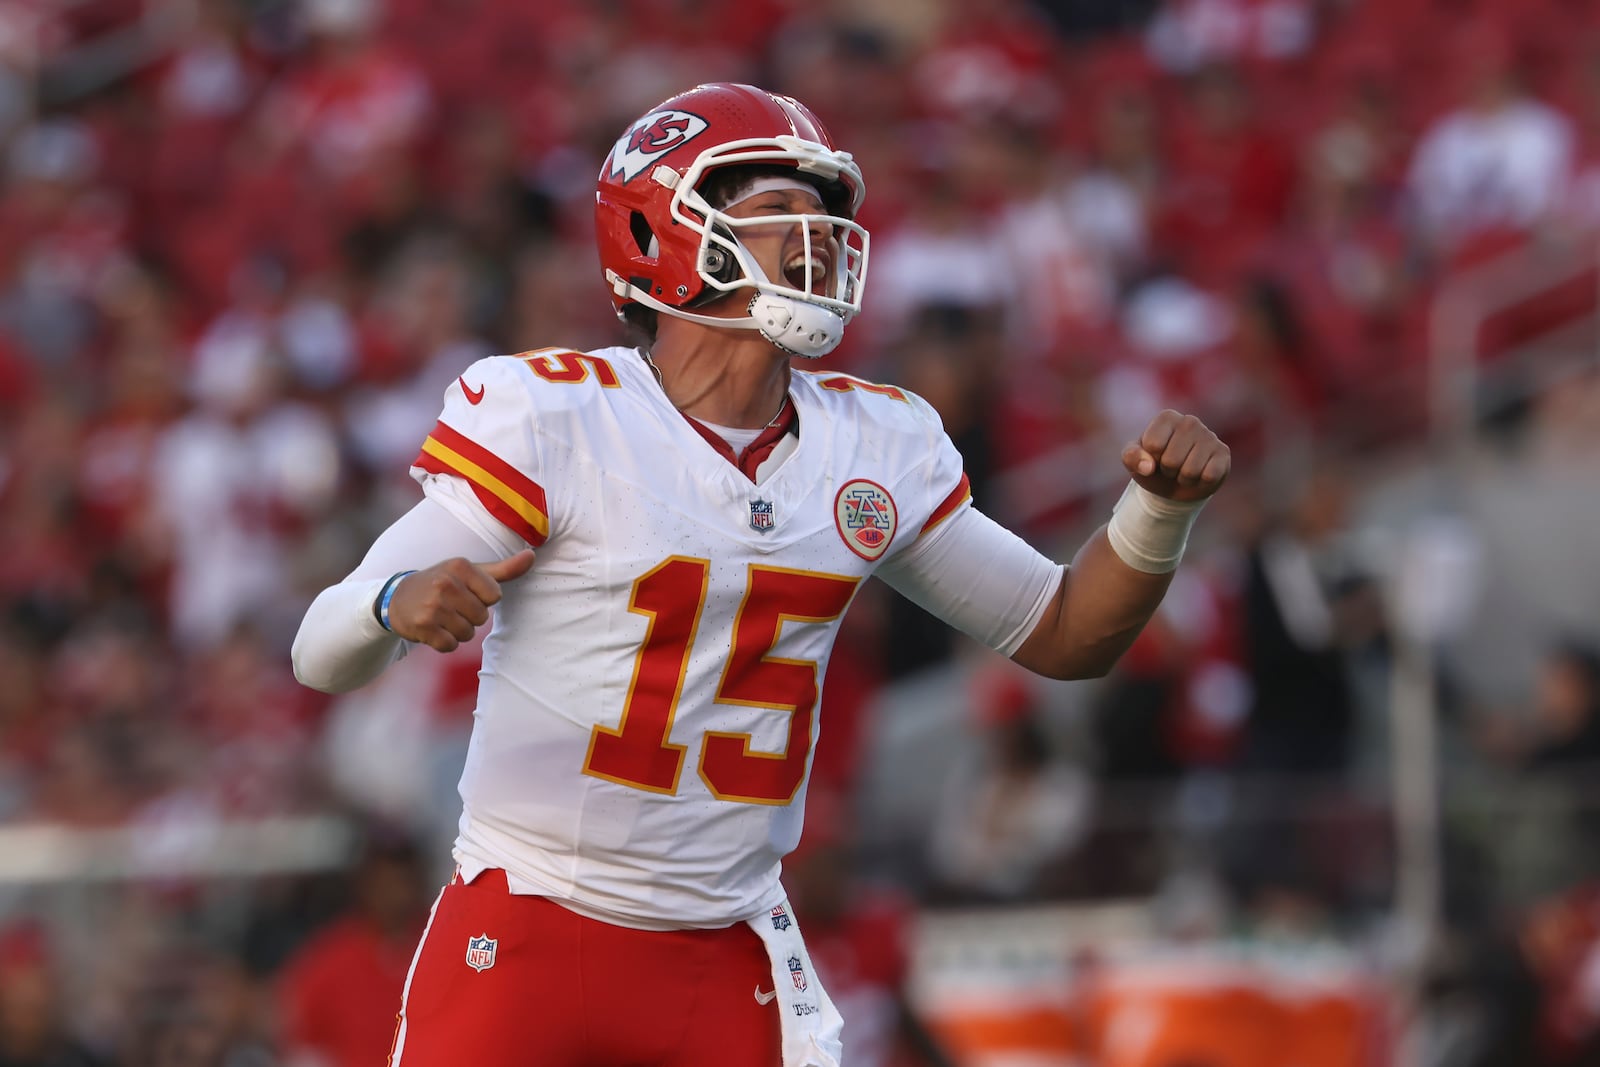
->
[746,897,845,1067]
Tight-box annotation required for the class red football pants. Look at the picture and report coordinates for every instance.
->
[389,869,783,1066]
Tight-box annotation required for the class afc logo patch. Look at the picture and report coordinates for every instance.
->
[834,479,898,561]
[749,498,775,533]
[466,934,498,972]
[787,954,808,991]
[769,905,792,932]
[607,109,709,183]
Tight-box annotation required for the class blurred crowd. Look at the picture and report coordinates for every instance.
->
[5,0,1600,1063]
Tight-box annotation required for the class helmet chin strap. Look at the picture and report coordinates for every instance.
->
[745,291,845,359]
[607,266,845,359]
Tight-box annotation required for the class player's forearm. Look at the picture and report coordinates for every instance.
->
[291,576,409,693]
[1010,528,1174,680]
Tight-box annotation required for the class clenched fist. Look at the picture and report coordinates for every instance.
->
[1121,410,1230,504]
[386,550,536,651]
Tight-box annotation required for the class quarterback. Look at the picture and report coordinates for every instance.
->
[292,83,1227,1067]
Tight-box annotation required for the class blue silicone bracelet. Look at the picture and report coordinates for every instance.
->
[377,571,417,632]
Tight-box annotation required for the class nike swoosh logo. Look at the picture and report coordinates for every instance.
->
[753,986,778,1005]
[459,377,485,405]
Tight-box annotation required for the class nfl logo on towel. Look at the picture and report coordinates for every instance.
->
[769,905,791,932]
[787,954,807,991]
[749,498,775,533]
[466,934,497,972]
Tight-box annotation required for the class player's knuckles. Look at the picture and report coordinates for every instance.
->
[1140,410,1181,448]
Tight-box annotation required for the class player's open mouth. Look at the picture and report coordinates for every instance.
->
[783,252,830,296]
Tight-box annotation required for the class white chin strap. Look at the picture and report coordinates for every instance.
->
[742,262,845,359]
[608,268,846,359]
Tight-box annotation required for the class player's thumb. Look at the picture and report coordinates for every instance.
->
[1121,441,1156,477]
[480,549,536,583]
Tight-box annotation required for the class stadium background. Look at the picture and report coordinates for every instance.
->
[3,0,1600,1063]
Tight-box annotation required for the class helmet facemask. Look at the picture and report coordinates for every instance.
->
[626,137,870,359]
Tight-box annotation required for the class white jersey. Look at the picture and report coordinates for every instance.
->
[409,346,971,929]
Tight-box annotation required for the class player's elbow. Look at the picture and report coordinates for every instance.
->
[290,651,340,694]
[290,629,357,694]
[1015,631,1136,680]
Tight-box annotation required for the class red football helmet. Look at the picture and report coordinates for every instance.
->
[595,82,869,358]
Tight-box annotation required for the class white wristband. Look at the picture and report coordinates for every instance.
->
[1105,481,1206,574]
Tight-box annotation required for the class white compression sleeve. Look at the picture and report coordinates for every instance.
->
[877,506,1064,657]
[291,497,510,693]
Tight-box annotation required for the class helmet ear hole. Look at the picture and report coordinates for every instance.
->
[629,212,656,258]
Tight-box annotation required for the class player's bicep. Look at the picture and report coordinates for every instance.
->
[877,506,1062,656]
[344,496,511,582]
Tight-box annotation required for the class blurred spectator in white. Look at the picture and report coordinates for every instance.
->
[1406,24,1575,256]
[159,0,257,124]
[0,118,129,369]
[1059,98,1151,295]
[1092,268,1240,451]
[982,119,1120,360]
[926,670,1094,903]
[319,624,482,875]
[148,262,344,647]
[862,158,1012,348]
[278,274,362,394]
[1145,0,1316,74]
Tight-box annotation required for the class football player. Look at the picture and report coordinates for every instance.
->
[292,82,1228,1067]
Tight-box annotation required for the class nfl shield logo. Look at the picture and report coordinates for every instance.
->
[749,498,775,533]
[465,934,497,972]
[770,905,792,932]
[787,954,808,991]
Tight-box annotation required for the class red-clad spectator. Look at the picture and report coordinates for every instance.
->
[255,0,432,212]
[277,827,431,1067]
[1157,62,1298,285]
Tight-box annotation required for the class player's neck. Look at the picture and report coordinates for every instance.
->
[644,329,791,430]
